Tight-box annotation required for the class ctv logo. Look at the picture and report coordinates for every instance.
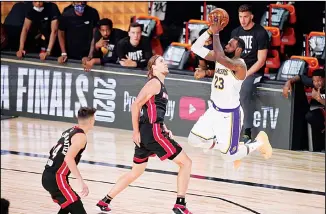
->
[253,106,279,129]
[179,96,206,121]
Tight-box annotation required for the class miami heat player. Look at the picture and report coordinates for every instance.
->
[42,107,96,214]
[96,55,193,214]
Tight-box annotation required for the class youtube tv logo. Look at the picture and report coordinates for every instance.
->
[179,97,206,121]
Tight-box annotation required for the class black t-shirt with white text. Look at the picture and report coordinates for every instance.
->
[116,36,153,69]
[58,5,99,59]
[93,28,128,64]
[231,24,269,75]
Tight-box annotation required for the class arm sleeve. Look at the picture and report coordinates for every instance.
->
[230,28,237,38]
[49,3,61,21]
[25,7,34,21]
[299,75,314,87]
[92,30,102,58]
[58,14,66,31]
[116,38,126,60]
[257,28,269,50]
[190,31,211,59]
[91,8,100,27]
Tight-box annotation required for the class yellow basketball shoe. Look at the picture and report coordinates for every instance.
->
[255,131,272,159]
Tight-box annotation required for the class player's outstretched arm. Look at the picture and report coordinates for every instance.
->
[213,33,246,75]
[191,30,215,61]
[131,78,161,145]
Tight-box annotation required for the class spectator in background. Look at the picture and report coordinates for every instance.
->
[83,18,128,72]
[194,28,215,78]
[116,22,152,69]
[16,1,61,60]
[282,69,325,152]
[57,2,99,63]
[1,23,8,50]
[3,2,32,51]
[231,4,269,143]
[1,198,10,214]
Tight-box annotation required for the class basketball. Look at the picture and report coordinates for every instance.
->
[208,8,229,29]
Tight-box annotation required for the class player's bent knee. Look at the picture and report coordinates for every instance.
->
[131,162,147,176]
[178,156,192,169]
[173,151,192,168]
[183,156,192,168]
[188,132,214,149]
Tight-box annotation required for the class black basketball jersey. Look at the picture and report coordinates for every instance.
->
[140,76,168,124]
[44,126,86,176]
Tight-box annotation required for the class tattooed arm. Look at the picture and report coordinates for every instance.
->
[213,33,246,78]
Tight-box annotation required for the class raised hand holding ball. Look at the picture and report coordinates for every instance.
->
[208,8,229,33]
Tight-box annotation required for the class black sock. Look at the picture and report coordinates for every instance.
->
[176,196,186,206]
[102,195,113,204]
[244,128,251,137]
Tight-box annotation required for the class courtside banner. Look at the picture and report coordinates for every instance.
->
[0,57,211,137]
[251,83,294,150]
[0,57,296,149]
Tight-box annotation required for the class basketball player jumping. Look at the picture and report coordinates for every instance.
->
[190,15,272,168]
[96,55,193,213]
[42,107,96,214]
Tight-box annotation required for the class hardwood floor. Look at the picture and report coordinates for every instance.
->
[1,117,325,214]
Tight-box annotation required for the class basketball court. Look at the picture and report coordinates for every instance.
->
[1,117,324,214]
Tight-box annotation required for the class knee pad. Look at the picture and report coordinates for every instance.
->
[188,132,215,149]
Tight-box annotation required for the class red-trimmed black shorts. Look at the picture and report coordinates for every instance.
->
[133,123,183,164]
[42,167,82,209]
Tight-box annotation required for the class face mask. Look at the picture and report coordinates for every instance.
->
[33,6,44,12]
[74,5,85,14]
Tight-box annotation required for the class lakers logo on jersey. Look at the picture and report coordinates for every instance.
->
[215,68,229,76]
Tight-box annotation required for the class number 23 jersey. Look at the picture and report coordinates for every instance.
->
[211,60,245,109]
[44,126,86,176]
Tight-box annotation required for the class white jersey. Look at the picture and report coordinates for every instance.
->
[210,60,245,109]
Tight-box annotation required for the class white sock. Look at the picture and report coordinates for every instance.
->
[246,140,263,154]
[220,144,248,162]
